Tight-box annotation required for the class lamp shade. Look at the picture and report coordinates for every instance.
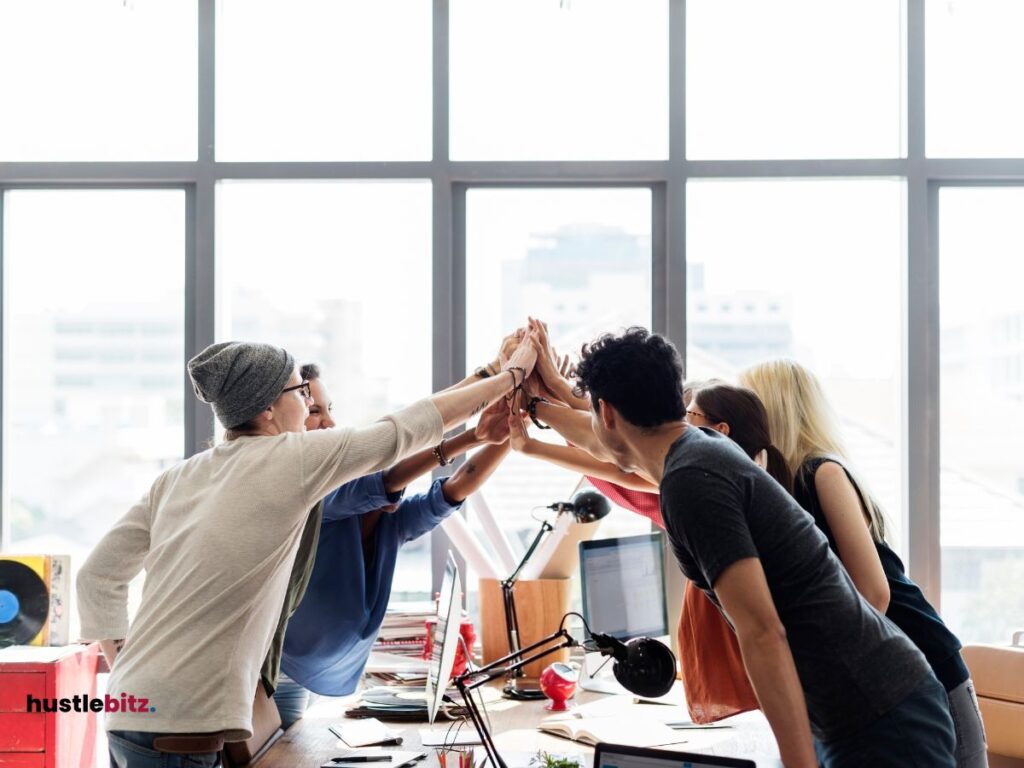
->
[569,490,612,523]
[589,634,676,698]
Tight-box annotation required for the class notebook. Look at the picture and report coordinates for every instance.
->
[329,718,403,747]
[537,716,688,747]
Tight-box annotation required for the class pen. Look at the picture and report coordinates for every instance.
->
[332,757,393,764]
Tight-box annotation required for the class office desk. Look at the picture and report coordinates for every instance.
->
[260,688,781,768]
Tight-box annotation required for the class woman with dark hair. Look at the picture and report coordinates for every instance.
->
[684,382,793,494]
[77,336,537,768]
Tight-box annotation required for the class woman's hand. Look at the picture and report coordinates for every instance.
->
[502,328,538,385]
[507,407,532,453]
[475,400,511,444]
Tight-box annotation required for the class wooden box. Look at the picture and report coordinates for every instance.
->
[478,578,570,680]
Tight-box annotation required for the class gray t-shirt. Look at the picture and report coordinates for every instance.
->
[660,426,929,742]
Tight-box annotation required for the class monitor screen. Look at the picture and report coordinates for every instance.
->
[595,743,756,768]
[424,552,462,723]
[579,532,668,641]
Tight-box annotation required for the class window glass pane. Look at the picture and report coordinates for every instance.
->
[5,190,186,638]
[686,0,901,160]
[217,0,431,161]
[450,0,668,161]
[464,188,654,607]
[219,181,432,597]
[686,179,905,548]
[939,188,1024,643]
[926,0,1024,158]
[0,1,196,161]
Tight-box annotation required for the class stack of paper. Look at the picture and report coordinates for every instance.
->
[371,600,434,659]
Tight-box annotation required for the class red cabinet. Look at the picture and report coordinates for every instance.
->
[0,644,100,768]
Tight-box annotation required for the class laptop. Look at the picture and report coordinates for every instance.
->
[594,742,756,768]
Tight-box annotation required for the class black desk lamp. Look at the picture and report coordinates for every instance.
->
[454,612,676,768]
[501,490,611,699]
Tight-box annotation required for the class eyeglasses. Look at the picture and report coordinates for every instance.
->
[281,381,312,400]
[686,409,708,421]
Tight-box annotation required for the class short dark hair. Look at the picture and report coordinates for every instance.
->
[300,362,321,382]
[574,327,684,428]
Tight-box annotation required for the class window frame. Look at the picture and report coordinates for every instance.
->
[3,0,1024,607]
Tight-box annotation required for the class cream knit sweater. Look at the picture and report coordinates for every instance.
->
[77,399,443,739]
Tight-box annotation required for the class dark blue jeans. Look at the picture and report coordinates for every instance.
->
[814,673,956,768]
[108,731,221,768]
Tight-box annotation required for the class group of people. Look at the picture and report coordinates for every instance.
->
[77,321,985,768]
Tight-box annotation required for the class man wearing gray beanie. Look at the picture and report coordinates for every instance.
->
[187,341,296,429]
[77,332,540,767]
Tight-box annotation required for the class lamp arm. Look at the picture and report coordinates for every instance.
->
[454,628,578,768]
[457,628,577,691]
[504,519,553,586]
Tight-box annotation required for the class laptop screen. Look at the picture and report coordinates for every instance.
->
[595,743,756,768]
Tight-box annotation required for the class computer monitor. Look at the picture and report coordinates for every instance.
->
[579,532,668,641]
[424,552,462,724]
[594,742,757,768]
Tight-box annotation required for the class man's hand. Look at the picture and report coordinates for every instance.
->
[475,400,511,444]
[503,328,538,383]
[495,327,526,367]
[99,638,124,670]
[507,408,532,453]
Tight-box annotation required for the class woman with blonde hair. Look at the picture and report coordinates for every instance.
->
[740,359,987,768]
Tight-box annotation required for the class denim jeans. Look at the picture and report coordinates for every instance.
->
[271,673,317,730]
[814,673,956,768]
[108,731,221,768]
[948,678,989,768]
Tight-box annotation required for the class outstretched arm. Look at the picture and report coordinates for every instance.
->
[508,412,656,491]
[531,400,616,463]
[441,441,511,504]
[429,333,537,430]
[383,399,510,493]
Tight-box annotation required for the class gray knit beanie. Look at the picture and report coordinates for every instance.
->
[187,341,296,429]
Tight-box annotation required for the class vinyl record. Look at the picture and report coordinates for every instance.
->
[0,560,50,647]
[361,687,428,709]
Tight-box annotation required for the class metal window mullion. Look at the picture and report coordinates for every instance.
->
[185,0,217,459]
[904,0,941,606]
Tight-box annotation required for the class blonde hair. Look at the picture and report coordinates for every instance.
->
[738,359,888,542]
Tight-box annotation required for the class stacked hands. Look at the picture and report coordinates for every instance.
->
[472,317,584,454]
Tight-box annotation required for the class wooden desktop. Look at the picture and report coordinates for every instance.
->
[259,685,780,768]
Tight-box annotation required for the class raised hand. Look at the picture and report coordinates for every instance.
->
[507,408,531,452]
[475,399,511,444]
[503,328,538,384]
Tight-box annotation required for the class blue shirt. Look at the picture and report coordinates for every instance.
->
[280,472,460,695]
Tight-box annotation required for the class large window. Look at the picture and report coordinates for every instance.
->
[450,0,668,160]
[4,190,186,633]
[2,1,1023,627]
[465,187,654,542]
[219,181,433,597]
[686,0,901,160]
[939,187,1024,643]
[0,2,197,161]
[686,179,905,548]
[216,0,432,161]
